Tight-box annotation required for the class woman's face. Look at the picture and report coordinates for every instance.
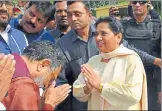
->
[95,22,122,53]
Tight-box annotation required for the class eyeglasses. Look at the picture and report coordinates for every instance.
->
[0,1,12,9]
[67,11,87,18]
[132,1,147,5]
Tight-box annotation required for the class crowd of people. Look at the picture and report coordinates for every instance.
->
[0,0,161,110]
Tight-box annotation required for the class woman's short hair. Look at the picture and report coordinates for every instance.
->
[95,16,124,35]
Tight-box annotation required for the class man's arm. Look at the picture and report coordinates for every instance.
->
[55,41,71,86]
[123,39,161,67]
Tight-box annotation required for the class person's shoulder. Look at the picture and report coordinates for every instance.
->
[9,28,26,40]
[126,53,141,65]
[62,30,74,39]
[12,77,39,92]
[150,18,161,23]
[59,30,74,44]
[42,29,52,37]
[41,30,55,43]
[120,18,132,26]
[49,28,57,34]
[123,17,133,22]
[10,27,24,35]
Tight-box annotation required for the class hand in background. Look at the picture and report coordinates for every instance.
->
[154,58,161,68]
[0,54,15,101]
[109,6,119,16]
[158,92,161,104]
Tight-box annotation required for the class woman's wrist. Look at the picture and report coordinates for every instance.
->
[98,83,103,93]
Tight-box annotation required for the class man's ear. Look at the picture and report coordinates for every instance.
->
[37,59,51,72]
[89,11,92,18]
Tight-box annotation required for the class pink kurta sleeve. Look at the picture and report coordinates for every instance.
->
[2,77,40,110]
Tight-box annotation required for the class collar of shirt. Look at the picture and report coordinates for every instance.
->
[51,27,64,39]
[71,25,96,43]
[0,25,11,44]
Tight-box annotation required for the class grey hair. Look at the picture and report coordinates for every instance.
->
[23,40,66,70]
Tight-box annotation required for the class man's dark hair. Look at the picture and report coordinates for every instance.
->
[23,41,66,69]
[95,16,123,44]
[52,1,65,18]
[53,1,63,5]
[27,1,55,23]
[67,1,90,12]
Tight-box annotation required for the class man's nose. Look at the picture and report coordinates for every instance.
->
[71,14,77,21]
[31,17,37,23]
[96,34,102,41]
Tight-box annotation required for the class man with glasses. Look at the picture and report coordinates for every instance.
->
[110,1,161,110]
[0,1,28,55]
[50,1,71,42]
[2,41,71,110]
[127,1,160,20]
[55,1,97,110]
[9,1,55,44]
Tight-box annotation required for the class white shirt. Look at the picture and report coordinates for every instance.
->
[0,102,6,110]
[0,25,11,44]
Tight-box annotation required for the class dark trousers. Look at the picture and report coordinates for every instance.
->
[147,74,160,110]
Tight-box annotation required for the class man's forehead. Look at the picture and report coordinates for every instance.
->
[67,2,87,12]
[0,1,12,3]
[55,2,67,10]
[0,1,12,6]
[28,5,47,19]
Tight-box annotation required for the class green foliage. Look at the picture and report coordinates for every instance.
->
[88,0,128,16]
[152,1,161,15]
[12,0,18,6]
[12,0,54,5]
